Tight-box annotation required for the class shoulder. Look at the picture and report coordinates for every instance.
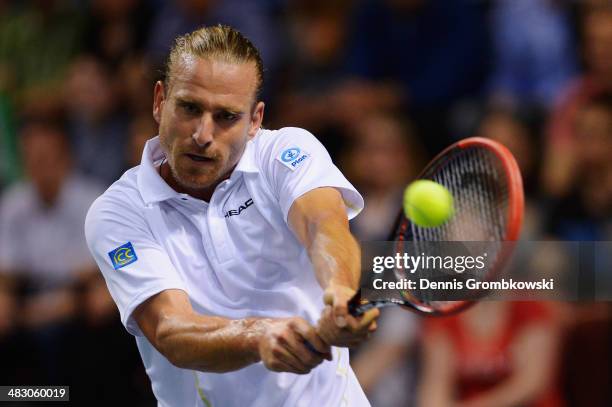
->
[254,126,321,146]
[251,127,329,166]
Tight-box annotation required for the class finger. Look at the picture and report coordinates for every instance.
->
[267,357,307,374]
[272,343,311,374]
[315,314,336,351]
[368,320,378,333]
[342,307,379,334]
[325,285,355,328]
[332,298,349,328]
[286,332,326,367]
[356,308,380,331]
[293,320,331,360]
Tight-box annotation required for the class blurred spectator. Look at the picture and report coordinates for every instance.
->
[64,55,130,185]
[0,273,37,385]
[418,302,563,407]
[84,0,153,68]
[0,117,102,382]
[117,54,157,116]
[342,112,426,241]
[64,273,156,406]
[127,114,157,168]
[545,94,612,241]
[271,0,354,158]
[543,5,612,197]
[0,91,19,187]
[476,108,545,238]
[561,302,612,407]
[146,0,283,101]
[487,0,577,111]
[342,0,489,153]
[0,0,84,111]
[352,307,420,407]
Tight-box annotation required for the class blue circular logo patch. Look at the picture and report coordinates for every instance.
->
[281,147,301,162]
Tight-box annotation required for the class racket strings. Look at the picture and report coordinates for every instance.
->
[397,146,510,307]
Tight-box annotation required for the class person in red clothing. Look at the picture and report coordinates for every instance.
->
[417,302,562,407]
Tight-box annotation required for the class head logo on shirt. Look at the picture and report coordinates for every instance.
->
[108,242,138,270]
[277,147,310,171]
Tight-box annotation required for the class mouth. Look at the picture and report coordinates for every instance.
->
[185,153,215,163]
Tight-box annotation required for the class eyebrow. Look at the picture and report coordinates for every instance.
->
[174,95,245,114]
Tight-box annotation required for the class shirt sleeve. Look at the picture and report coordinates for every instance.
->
[84,195,187,336]
[257,127,364,222]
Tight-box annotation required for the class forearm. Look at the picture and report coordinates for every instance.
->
[156,313,266,372]
[308,218,361,291]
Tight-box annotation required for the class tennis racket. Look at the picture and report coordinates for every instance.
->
[350,136,524,316]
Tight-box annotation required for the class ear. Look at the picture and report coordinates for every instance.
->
[248,101,265,139]
[153,81,166,124]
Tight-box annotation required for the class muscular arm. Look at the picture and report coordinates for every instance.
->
[288,187,378,346]
[133,289,330,373]
[288,187,360,293]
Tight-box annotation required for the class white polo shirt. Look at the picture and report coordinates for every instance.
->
[85,127,369,407]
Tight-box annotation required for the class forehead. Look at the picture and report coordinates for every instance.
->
[169,56,258,107]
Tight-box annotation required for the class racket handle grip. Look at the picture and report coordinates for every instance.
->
[304,340,324,355]
[347,289,363,316]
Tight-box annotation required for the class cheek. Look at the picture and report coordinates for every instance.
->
[227,133,249,161]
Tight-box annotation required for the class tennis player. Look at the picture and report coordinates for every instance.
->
[85,25,378,406]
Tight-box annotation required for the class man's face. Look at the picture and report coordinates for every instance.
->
[153,56,264,191]
[20,126,70,204]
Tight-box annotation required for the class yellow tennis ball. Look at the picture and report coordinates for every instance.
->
[403,180,454,227]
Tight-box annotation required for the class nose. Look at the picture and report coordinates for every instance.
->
[192,112,214,147]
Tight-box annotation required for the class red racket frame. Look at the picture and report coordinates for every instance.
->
[393,137,524,315]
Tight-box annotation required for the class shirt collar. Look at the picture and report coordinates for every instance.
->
[232,134,259,174]
[137,135,259,205]
[137,136,181,205]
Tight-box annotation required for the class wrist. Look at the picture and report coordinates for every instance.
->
[243,318,272,363]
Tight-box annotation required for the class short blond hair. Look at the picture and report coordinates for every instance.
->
[164,25,264,100]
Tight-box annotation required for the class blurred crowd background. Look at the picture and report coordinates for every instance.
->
[0,0,611,406]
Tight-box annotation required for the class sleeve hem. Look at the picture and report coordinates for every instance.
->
[281,183,364,223]
[122,285,188,337]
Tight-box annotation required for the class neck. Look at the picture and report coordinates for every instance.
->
[160,161,228,202]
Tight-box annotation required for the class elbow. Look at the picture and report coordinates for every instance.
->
[153,317,234,373]
[154,315,191,369]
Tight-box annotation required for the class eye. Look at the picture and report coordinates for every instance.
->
[216,111,240,123]
[178,101,201,116]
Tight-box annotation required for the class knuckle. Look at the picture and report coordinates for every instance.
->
[289,316,305,327]
[271,346,284,358]
[277,333,289,345]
